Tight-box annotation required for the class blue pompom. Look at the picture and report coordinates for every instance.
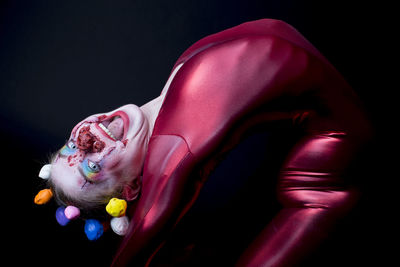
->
[84,219,104,241]
[55,206,70,226]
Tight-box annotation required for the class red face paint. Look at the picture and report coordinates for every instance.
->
[67,153,82,167]
[98,115,107,121]
[77,126,94,150]
[93,140,105,153]
[77,126,105,153]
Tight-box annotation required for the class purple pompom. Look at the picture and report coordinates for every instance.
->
[55,206,70,226]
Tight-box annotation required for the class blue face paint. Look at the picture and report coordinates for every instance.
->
[59,140,77,156]
[81,158,101,180]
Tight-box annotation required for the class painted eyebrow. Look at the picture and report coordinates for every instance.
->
[78,165,89,180]
[58,149,71,158]
[58,139,78,157]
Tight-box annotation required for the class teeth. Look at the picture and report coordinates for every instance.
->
[98,123,117,140]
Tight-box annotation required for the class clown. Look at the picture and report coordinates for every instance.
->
[35,19,371,266]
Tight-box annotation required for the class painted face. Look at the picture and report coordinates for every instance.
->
[51,104,150,200]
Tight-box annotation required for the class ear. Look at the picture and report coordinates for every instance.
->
[122,176,141,201]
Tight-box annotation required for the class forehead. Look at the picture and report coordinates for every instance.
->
[51,156,84,196]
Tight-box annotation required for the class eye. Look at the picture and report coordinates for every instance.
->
[87,160,101,173]
[80,159,101,182]
[59,140,77,156]
[67,140,77,150]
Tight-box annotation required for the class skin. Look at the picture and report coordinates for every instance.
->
[51,103,159,202]
[50,63,184,204]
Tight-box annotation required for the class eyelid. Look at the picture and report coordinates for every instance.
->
[59,141,77,157]
[80,159,101,182]
[87,159,101,172]
[79,165,96,183]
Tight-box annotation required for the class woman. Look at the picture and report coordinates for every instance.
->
[40,19,371,266]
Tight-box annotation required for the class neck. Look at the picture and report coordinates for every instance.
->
[138,62,185,136]
[139,95,165,135]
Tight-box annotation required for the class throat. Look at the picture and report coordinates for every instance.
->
[140,62,184,135]
[140,95,165,135]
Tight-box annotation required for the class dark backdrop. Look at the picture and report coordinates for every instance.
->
[0,0,392,266]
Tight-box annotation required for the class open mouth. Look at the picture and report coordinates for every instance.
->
[96,111,129,141]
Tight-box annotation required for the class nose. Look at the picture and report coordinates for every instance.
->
[77,125,105,153]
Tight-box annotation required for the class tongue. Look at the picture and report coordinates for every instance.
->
[107,117,124,140]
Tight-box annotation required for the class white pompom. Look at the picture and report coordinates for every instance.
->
[110,216,130,236]
[38,164,52,179]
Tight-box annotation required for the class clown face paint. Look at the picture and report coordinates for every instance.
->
[50,104,150,200]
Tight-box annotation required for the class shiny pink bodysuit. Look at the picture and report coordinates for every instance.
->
[112,19,371,266]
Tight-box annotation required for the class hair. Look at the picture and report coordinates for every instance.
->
[46,144,144,218]
[46,151,128,219]
[47,178,125,219]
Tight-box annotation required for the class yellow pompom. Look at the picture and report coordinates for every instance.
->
[34,189,53,205]
[106,198,127,217]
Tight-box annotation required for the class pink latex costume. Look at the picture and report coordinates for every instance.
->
[112,19,371,266]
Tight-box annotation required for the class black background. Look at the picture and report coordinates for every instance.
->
[0,0,394,266]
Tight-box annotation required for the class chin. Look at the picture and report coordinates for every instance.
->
[100,104,150,181]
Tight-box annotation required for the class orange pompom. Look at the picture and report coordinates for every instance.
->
[34,189,53,205]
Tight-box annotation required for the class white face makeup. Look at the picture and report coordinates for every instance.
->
[51,104,150,200]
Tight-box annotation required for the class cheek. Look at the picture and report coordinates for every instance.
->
[54,174,83,195]
[76,178,86,188]
[119,142,147,178]
[93,171,119,188]
[70,120,86,139]
[98,115,107,121]
[100,142,125,170]
[127,141,147,165]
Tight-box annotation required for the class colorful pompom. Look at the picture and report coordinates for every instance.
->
[84,219,104,241]
[110,216,130,236]
[38,164,52,179]
[34,189,53,205]
[106,198,127,217]
[55,206,70,226]
[64,206,80,220]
